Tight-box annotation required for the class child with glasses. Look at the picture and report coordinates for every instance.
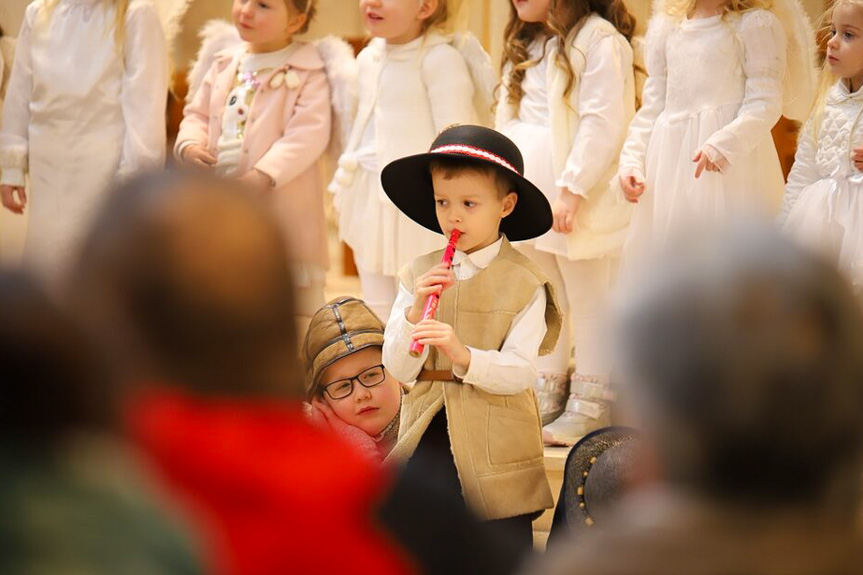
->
[304,297,403,460]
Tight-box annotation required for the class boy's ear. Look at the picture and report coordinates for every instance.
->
[417,0,439,20]
[501,192,518,219]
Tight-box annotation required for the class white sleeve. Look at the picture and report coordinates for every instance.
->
[0,5,36,187]
[421,44,476,132]
[617,14,671,180]
[118,1,169,177]
[557,34,632,198]
[452,286,546,395]
[703,10,785,165]
[777,116,818,225]
[382,282,427,384]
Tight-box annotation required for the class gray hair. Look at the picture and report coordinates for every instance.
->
[614,222,863,507]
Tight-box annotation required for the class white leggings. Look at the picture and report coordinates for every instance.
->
[358,267,399,322]
[518,244,616,379]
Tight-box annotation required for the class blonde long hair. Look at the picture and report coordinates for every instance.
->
[41,0,129,56]
[501,0,636,109]
[809,0,863,139]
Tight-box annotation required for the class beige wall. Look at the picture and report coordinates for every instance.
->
[0,0,29,37]
[0,0,831,58]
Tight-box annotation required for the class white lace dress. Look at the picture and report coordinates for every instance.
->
[619,11,787,247]
[0,0,167,279]
[780,80,863,289]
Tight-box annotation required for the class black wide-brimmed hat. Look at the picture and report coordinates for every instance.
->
[549,426,643,544]
[380,124,552,242]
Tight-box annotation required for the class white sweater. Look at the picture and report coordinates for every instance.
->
[496,16,636,260]
[778,80,863,224]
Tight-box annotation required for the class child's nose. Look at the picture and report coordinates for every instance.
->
[356,384,373,401]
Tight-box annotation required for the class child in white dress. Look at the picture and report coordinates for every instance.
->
[496,0,636,444]
[331,0,494,321]
[0,0,168,280]
[780,0,863,291]
[619,0,817,248]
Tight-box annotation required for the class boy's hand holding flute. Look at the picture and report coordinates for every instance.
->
[407,230,470,372]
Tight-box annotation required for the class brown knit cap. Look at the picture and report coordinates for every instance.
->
[302,297,386,398]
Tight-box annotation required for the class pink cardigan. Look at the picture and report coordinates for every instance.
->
[176,42,332,269]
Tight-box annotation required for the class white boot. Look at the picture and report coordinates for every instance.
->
[534,373,570,427]
[543,374,614,446]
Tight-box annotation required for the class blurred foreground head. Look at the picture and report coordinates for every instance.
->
[68,170,302,399]
[0,271,112,446]
[615,223,863,511]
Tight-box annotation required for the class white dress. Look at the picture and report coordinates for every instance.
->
[500,34,633,257]
[332,34,477,277]
[780,80,863,289]
[619,11,787,247]
[0,0,168,278]
[500,39,564,256]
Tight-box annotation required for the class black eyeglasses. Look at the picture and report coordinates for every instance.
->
[322,364,387,400]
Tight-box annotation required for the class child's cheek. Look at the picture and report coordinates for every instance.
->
[327,398,355,425]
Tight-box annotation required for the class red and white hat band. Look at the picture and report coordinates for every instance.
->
[430,144,520,175]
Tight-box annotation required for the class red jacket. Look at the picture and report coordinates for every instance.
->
[126,389,414,575]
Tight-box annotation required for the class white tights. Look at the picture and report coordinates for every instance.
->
[358,267,399,322]
[518,244,616,379]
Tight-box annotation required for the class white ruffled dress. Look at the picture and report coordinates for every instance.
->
[619,11,787,246]
[780,80,863,288]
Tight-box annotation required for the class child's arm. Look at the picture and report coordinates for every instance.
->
[383,263,456,382]
[700,11,786,169]
[777,116,818,225]
[408,285,548,395]
[0,4,35,191]
[442,287,547,395]
[421,44,476,132]
[118,1,168,178]
[253,68,331,188]
[618,14,671,192]
[383,283,431,384]
[555,34,632,231]
[174,61,218,165]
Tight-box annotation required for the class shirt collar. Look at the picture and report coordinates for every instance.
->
[827,79,863,105]
[384,31,450,60]
[452,236,503,270]
[241,43,301,72]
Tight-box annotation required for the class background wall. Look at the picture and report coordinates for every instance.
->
[0,0,831,63]
[0,0,835,263]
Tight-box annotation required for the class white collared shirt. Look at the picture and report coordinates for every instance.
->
[383,237,547,395]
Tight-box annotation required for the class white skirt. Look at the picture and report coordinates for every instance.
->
[501,120,569,257]
[25,118,123,281]
[628,104,785,249]
[783,176,863,289]
[333,164,444,277]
